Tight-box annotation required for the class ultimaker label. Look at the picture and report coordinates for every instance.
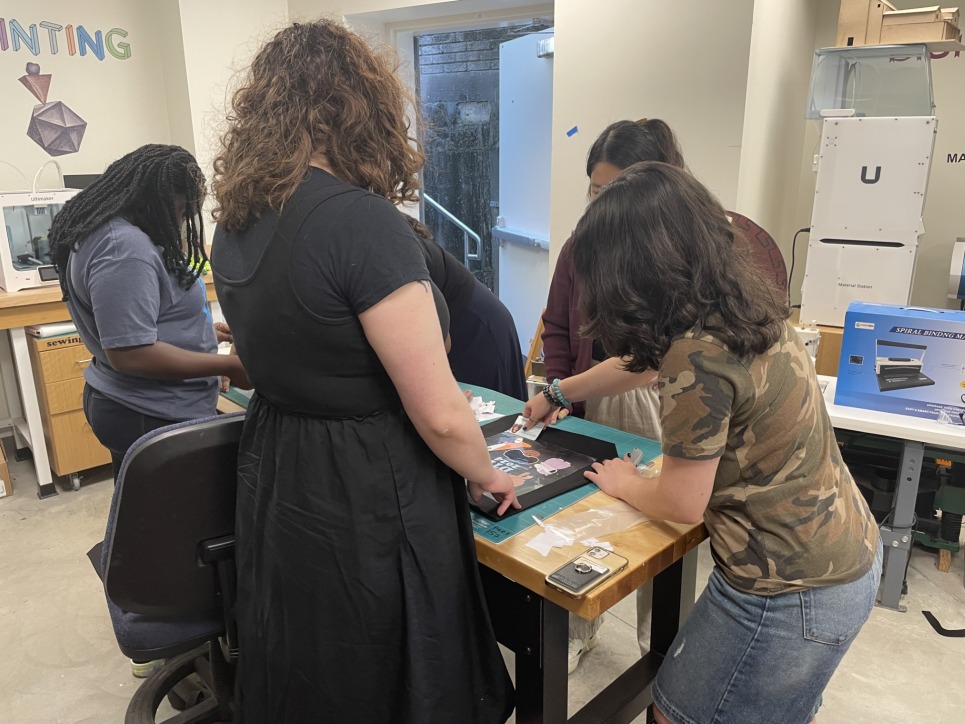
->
[891,326,965,341]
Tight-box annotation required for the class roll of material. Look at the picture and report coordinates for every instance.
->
[25,321,77,338]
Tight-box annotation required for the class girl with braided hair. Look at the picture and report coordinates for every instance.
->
[49,144,250,485]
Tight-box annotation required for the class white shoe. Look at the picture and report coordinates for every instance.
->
[567,632,600,674]
[131,658,164,678]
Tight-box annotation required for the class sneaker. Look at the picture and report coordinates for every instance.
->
[567,632,600,674]
[131,658,164,678]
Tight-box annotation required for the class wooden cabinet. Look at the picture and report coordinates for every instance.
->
[790,310,844,377]
[27,333,111,480]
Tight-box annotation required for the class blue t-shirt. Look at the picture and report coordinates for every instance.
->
[65,217,218,421]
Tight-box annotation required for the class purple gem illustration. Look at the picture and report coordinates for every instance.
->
[19,63,87,157]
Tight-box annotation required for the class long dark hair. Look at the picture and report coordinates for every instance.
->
[571,162,789,372]
[212,20,424,231]
[585,119,685,177]
[49,144,207,300]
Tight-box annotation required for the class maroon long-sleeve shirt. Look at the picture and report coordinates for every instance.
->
[541,213,786,419]
[541,237,593,417]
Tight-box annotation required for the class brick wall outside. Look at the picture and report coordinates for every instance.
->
[416,21,552,290]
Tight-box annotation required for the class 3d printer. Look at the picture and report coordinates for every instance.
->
[0,189,79,292]
[800,44,937,327]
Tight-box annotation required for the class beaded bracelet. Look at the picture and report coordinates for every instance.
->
[547,383,564,407]
[551,378,570,408]
[542,385,562,408]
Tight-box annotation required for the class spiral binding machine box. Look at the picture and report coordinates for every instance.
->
[835,302,965,422]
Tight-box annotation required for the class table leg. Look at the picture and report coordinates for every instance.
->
[516,600,568,723]
[650,547,697,655]
[877,439,923,611]
[0,332,26,448]
[481,547,700,724]
[7,328,56,498]
[479,564,568,724]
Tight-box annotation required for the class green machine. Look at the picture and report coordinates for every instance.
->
[914,464,965,571]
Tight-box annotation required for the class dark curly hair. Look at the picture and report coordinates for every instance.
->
[48,144,207,301]
[212,19,424,231]
[570,162,789,373]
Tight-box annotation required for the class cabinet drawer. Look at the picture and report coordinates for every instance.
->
[47,409,111,476]
[45,377,86,415]
[38,344,94,384]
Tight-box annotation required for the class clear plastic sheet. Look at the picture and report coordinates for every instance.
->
[526,500,650,556]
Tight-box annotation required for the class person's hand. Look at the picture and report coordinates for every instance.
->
[584,454,638,500]
[214,322,233,345]
[523,391,564,427]
[467,469,521,516]
[224,355,253,390]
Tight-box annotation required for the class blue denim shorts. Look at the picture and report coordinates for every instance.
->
[653,540,883,724]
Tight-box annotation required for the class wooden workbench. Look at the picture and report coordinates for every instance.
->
[217,383,705,721]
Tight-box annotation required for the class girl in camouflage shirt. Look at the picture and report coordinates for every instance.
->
[524,162,881,724]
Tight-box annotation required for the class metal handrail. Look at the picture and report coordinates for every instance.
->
[423,193,481,264]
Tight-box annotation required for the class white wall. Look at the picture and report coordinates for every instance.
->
[152,1,195,155]
[736,0,819,262]
[173,0,289,236]
[548,0,755,268]
[786,0,841,306]
[920,51,965,308]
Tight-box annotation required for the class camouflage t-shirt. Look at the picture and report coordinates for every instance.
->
[659,320,879,595]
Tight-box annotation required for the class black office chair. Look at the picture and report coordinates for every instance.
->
[90,412,245,723]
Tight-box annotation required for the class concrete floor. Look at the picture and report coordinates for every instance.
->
[2,440,964,723]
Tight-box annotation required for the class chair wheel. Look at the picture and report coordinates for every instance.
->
[127,646,221,723]
[167,673,208,710]
[70,474,81,491]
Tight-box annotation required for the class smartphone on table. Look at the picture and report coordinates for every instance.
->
[545,546,629,597]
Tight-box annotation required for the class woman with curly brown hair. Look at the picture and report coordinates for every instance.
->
[210,20,515,723]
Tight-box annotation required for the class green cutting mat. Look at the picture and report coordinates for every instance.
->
[460,384,660,543]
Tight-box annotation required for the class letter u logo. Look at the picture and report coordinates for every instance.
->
[860,165,881,184]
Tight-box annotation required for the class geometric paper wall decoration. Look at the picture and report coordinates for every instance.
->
[19,63,86,157]
[26,102,88,156]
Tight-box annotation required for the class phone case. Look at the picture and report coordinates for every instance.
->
[545,547,629,597]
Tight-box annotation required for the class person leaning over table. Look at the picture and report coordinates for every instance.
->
[210,19,516,724]
[541,117,686,673]
[524,161,881,724]
[408,218,527,399]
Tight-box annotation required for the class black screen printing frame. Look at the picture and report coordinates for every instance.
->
[469,415,618,519]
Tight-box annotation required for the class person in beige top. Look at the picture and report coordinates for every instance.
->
[525,162,880,724]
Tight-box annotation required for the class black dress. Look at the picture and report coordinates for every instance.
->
[211,169,514,723]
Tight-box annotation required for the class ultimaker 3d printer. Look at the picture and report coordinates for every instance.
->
[0,188,79,292]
